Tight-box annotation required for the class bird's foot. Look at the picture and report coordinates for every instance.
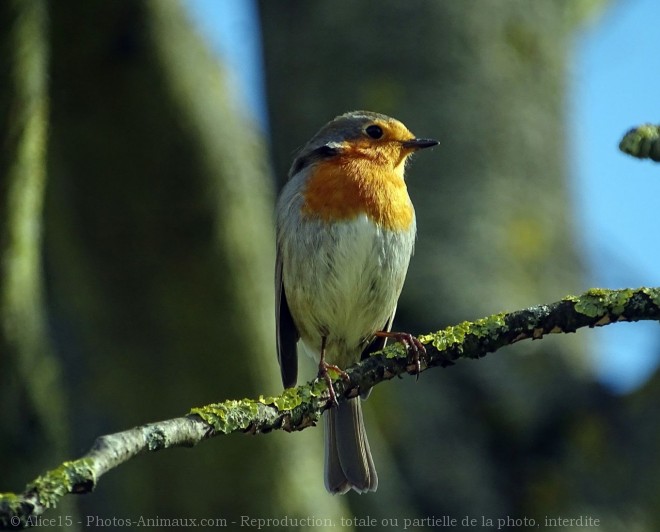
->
[317,360,350,407]
[375,330,427,379]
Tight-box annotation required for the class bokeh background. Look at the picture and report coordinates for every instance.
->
[1,1,660,530]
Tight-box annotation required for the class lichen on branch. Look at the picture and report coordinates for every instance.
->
[620,124,660,162]
[2,287,660,529]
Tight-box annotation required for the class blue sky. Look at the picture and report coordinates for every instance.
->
[571,0,660,391]
[187,0,660,393]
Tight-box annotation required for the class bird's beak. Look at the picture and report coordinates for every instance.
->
[401,138,439,150]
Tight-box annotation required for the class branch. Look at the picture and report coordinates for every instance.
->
[2,287,660,529]
[620,124,660,162]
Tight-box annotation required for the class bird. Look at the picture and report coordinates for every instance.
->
[275,110,437,494]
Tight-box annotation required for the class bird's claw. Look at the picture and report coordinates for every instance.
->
[318,360,350,407]
[376,331,427,379]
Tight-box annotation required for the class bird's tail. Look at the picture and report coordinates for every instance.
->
[324,398,378,494]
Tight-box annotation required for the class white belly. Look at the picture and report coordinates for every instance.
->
[280,214,415,367]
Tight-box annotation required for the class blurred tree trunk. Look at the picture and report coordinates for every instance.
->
[21,0,660,527]
[43,0,344,521]
[259,0,618,524]
[0,0,70,500]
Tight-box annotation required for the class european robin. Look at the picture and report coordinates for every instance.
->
[275,110,437,494]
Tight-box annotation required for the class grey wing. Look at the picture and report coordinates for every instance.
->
[275,248,299,388]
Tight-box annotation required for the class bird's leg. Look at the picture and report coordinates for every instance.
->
[375,331,427,378]
[317,336,349,406]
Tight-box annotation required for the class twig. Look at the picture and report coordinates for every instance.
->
[620,124,660,162]
[2,287,659,529]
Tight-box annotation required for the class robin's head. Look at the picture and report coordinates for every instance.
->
[289,111,438,178]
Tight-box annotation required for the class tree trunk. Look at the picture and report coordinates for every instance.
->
[44,0,322,519]
[0,0,70,498]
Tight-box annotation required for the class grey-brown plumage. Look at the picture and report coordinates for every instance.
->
[275,111,436,493]
[325,399,378,493]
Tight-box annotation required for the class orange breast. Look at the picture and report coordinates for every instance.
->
[301,155,414,232]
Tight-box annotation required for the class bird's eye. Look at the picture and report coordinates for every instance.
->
[365,125,383,139]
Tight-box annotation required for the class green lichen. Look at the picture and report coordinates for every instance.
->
[309,379,328,397]
[573,288,634,318]
[610,289,634,314]
[189,400,259,434]
[619,124,660,160]
[0,492,26,530]
[471,313,507,337]
[641,287,660,308]
[419,313,507,353]
[259,387,306,411]
[383,341,409,359]
[0,492,23,510]
[26,458,94,509]
[419,322,471,353]
[258,378,331,412]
